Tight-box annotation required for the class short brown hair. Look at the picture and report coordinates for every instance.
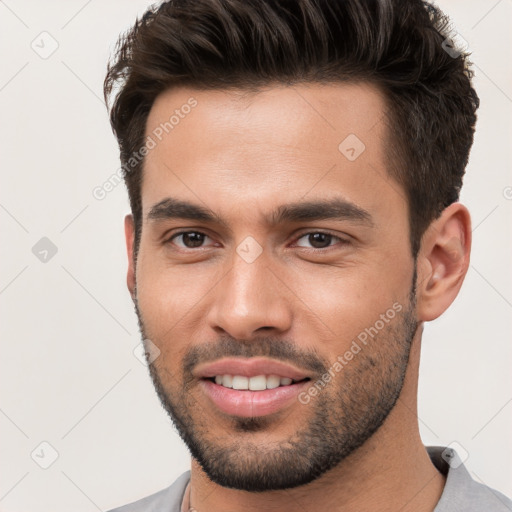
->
[104,0,479,257]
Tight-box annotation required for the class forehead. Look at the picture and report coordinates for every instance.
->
[142,82,404,227]
[145,82,388,157]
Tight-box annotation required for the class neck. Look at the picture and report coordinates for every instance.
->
[188,324,445,512]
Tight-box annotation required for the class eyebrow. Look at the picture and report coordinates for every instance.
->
[147,197,374,228]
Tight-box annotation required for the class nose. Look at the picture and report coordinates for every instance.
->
[207,250,293,340]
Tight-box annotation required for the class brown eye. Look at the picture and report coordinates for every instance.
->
[295,232,344,250]
[171,231,210,248]
[308,233,332,249]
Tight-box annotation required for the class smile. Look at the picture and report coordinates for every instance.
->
[208,374,308,390]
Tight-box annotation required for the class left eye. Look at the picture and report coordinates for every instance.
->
[295,232,345,249]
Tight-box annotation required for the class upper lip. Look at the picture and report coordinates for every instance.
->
[194,357,310,381]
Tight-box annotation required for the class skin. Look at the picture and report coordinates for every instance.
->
[124,82,471,511]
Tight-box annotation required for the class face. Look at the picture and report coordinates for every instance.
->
[128,83,418,491]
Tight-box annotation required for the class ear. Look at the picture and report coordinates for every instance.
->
[124,214,136,300]
[416,203,471,322]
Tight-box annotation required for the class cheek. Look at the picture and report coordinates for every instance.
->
[135,270,197,375]
[135,248,219,341]
[291,262,410,349]
[137,271,197,328]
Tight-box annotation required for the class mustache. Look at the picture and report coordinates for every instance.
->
[182,335,329,378]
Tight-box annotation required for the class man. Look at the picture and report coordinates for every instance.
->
[104,0,511,510]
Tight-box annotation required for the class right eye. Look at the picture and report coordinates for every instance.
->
[167,231,214,249]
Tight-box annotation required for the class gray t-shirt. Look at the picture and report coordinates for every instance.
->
[107,446,512,511]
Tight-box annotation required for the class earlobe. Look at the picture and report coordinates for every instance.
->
[416,203,471,322]
[124,214,136,300]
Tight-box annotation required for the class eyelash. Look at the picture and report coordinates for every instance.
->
[165,230,350,252]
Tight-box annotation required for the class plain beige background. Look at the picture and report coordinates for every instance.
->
[0,1,511,510]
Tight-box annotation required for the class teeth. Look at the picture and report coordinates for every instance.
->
[212,374,300,390]
[232,376,249,390]
[249,375,266,391]
[266,375,280,389]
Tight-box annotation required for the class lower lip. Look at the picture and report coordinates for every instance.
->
[200,379,310,417]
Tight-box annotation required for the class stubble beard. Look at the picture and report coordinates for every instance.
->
[134,271,418,491]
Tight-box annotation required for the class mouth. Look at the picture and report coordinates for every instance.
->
[202,374,311,390]
[193,357,311,418]
[195,358,313,417]
[199,377,312,417]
